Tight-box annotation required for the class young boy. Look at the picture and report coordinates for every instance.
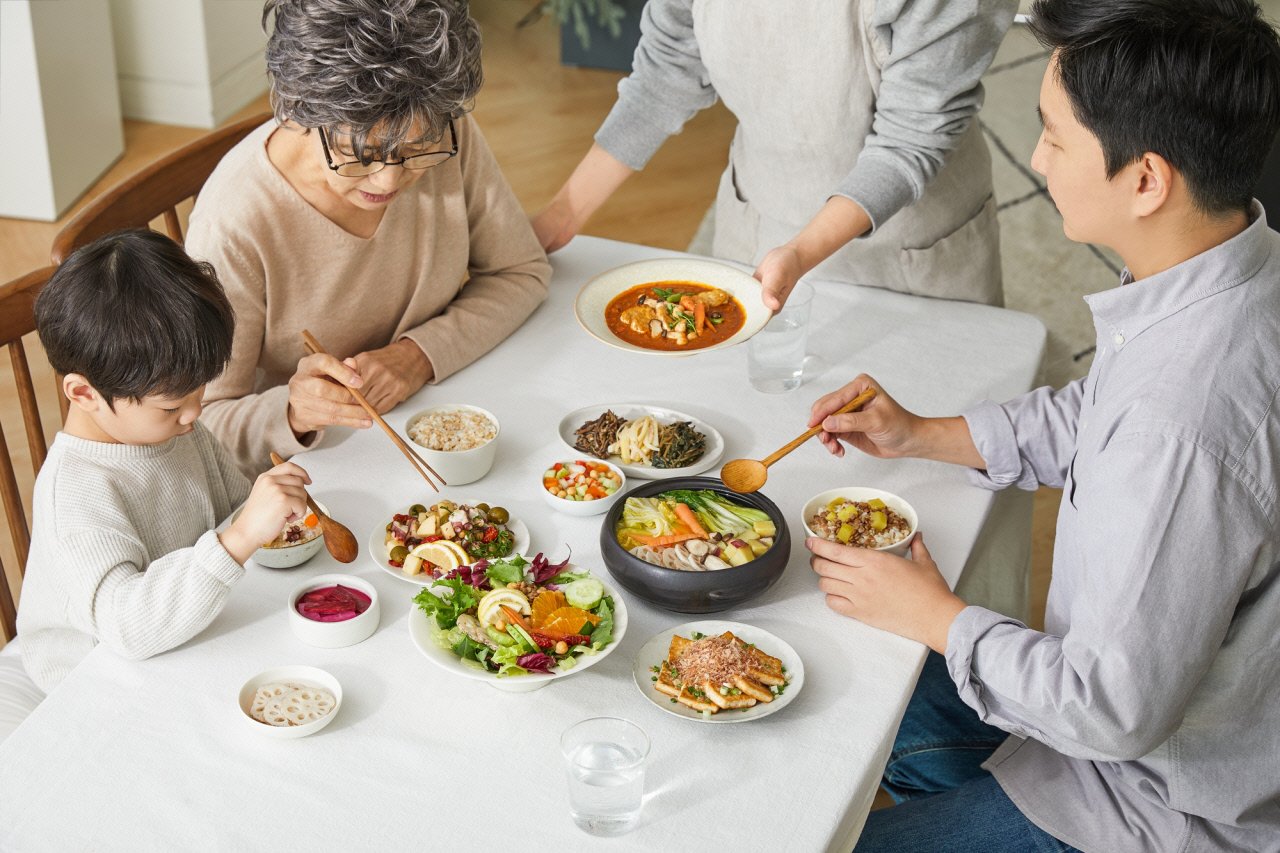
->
[18,229,312,693]
[804,1,1280,850]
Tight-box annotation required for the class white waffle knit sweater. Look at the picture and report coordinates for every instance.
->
[18,423,251,693]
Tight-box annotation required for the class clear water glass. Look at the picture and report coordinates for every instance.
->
[748,280,813,393]
[561,717,650,836]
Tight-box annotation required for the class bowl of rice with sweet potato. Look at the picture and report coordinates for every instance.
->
[801,487,917,557]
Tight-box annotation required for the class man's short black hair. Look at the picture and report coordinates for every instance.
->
[36,228,235,405]
[1030,0,1280,214]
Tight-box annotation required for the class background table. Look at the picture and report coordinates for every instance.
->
[0,237,1045,852]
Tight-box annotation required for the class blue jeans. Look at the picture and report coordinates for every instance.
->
[854,652,1081,853]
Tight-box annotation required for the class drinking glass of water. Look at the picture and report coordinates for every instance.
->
[561,717,650,836]
[748,280,814,393]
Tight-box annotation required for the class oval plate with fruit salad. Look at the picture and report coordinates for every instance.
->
[369,499,530,587]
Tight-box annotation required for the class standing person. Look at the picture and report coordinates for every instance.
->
[188,0,550,476]
[805,1,1280,849]
[533,0,1017,309]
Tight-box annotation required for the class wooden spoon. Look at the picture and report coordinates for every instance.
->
[269,451,358,563]
[720,388,878,493]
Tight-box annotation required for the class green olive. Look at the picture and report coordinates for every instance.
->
[474,502,491,514]
[408,503,427,515]
[486,506,509,525]
[389,545,409,562]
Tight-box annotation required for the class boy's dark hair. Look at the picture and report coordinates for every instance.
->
[1030,0,1280,214]
[35,228,235,405]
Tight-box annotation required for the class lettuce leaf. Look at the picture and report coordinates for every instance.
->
[483,554,528,587]
[590,597,614,650]
[413,577,479,629]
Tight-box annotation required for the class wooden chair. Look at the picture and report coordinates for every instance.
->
[0,266,59,642]
[50,112,272,261]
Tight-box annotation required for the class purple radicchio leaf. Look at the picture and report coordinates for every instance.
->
[529,550,572,584]
[516,652,555,673]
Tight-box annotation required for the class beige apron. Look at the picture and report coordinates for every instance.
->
[696,0,1028,619]
[695,0,1003,306]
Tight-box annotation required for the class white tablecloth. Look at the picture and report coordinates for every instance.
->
[0,237,1045,852]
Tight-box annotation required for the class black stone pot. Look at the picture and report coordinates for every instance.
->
[599,476,791,614]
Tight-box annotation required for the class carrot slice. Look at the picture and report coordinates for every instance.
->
[673,503,708,538]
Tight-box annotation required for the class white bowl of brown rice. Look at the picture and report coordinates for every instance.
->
[801,487,918,557]
[404,404,499,486]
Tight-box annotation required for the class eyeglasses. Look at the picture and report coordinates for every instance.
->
[318,120,458,177]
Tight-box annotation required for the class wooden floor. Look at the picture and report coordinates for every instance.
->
[0,0,1058,664]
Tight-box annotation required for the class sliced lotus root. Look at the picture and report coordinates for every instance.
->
[250,682,335,727]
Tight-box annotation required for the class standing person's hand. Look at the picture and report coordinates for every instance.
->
[287,353,372,437]
[808,533,965,654]
[809,375,924,459]
[351,339,434,414]
[754,245,804,312]
[531,199,577,253]
[219,461,312,564]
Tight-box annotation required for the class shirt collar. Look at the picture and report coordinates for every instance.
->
[1085,201,1273,349]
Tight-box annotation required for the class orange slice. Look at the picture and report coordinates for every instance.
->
[530,590,567,628]
[541,606,600,636]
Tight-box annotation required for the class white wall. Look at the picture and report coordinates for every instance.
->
[111,0,267,128]
[0,0,124,221]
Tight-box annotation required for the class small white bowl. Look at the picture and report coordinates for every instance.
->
[237,666,342,738]
[404,405,499,486]
[288,573,380,648]
[247,500,329,569]
[539,457,627,517]
[801,487,918,557]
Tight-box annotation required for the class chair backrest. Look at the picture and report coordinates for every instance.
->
[0,266,58,642]
[50,112,272,262]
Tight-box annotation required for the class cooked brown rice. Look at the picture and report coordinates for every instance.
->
[808,498,911,549]
[408,409,496,452]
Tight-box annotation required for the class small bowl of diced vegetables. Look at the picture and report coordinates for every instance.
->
[540,458,626,517]
[801,487,918,557]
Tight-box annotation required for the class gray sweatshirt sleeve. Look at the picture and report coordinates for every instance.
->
[834,0,1017,230]
[593,0,717,170]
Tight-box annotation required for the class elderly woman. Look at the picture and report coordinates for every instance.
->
[188,0,550,475]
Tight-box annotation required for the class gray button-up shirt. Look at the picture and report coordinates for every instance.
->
[951,205,1280,853]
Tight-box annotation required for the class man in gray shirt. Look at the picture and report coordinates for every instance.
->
[804,1,1280,850]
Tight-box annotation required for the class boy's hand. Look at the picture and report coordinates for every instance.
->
[351,339,433,414]
[808,533,966,654]
[220,461,312,565]
[809,375,924,459]
[287,353,372,436]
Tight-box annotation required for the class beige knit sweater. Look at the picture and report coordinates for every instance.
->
[18,425,250,693]
[186,116,551,475]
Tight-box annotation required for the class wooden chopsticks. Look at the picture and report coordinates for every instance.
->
[300,329,445,491]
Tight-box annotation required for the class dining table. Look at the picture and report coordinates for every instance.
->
[0,236,1046,852]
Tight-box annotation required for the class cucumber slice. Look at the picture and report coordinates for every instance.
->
[507,623,538,653]
[563,578,604,610]
[485,625,514,647]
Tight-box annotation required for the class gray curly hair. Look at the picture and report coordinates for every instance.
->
[262,0,482,160]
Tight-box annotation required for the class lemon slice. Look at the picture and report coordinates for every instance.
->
[409,541,462,575]
[436,540,471,565]
[476,588,530,628]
